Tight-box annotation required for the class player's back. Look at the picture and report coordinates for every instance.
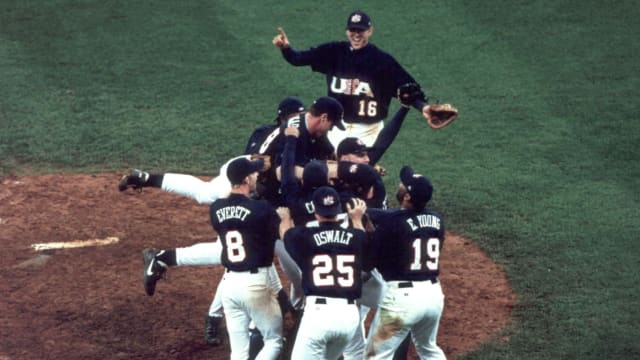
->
[209,194,279,272]
[284,221,367,301]
[372,208,445,282]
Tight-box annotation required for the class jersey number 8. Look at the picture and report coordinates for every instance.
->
[225,230,247,263]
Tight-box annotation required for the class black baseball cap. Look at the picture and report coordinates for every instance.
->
[275,96,305,123]
[337,162,378,191]
[337,137,371,157]
[400,166,433,208]
[346,10,372,30]
[311,96,345,130]
[227,157,264,185]
[312,186,342,217]
[302,160,329,191]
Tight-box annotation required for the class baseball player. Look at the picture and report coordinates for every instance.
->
[211,157,283,360]
[253,96,344,205]
[279,186,370,360]
[272,10,434,148]
[245,96,306,154]
[120,96,341,345]
[365,166,447,360]
[136,154,290,347]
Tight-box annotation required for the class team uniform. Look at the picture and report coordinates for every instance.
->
[252,113,335,206]
[280,40,418,147]
[211,193,283,360]
[365,168,447,360]
[282,188,369,360]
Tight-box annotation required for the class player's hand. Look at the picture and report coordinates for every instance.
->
[346,198,367,220]
[272,27,290,49]
[373,164,386,176]
[276,207,291,220]
[284,126,299,138]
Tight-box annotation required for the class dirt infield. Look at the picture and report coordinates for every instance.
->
[0,174,515,359]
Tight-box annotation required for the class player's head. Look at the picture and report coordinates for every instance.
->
[308,96,345,136]
[227,157,264,192]
[337,137,371,164]
[339,162,377,200]
[275,96,305,124]
[397,165,433,210]
[312,186,342,219]
[345,10,373,50]
[302,160,329,191]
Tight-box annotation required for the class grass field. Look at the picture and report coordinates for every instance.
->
[1,0,639,359]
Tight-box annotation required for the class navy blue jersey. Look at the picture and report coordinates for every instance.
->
[282,42,416,124]
[280,134,317,226]
[209,194,280,271]
[283,221,368,300]
[245,124,277,155]
[252,114,334,206]
[370,208,445,282]
[254,114,334,166]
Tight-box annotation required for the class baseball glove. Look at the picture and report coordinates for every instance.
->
[424,103,458,129]
[397,83,426,107]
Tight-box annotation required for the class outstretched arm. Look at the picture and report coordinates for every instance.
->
[368,106,410,166]
[272,26,317,66]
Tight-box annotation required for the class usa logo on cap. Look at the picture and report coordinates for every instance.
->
[322,195,336,206]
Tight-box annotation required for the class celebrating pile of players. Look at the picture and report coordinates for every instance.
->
[119,10,454,360]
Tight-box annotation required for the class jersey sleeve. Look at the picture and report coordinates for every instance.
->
[283,227,305,266]
[280,134,303,208]
[368,106,410,166]
[281,42,338,74]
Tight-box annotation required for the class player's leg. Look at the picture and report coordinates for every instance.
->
[142,241,222,296]
[161,173,230,204]
[343,269,386,359]
[118,171,227,204]
[364,286,413,359]
[248,264,288,359]
[205,280,225,346]
[392,335,412,360]
[244,270,283,360]
[292,298,359,360]
[219,273,255,360]
[409,283,446,360]
[175,241,222,266]
[324,307,360,360]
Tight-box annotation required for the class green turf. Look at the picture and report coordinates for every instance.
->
[1,0,639,358]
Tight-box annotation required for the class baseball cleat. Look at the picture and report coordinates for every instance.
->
[204,315,223,346]
[142,248,166,296]
[118,169,149,191]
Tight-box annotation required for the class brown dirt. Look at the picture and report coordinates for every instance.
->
[0,174,515,359]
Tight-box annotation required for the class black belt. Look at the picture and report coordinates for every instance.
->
[314,297,355,304]
[226,267,259,274]
[398,277,438,288]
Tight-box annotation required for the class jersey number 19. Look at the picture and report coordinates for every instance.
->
[410,237,440,271]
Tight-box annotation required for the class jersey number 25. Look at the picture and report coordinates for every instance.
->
[312,254,355,287]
